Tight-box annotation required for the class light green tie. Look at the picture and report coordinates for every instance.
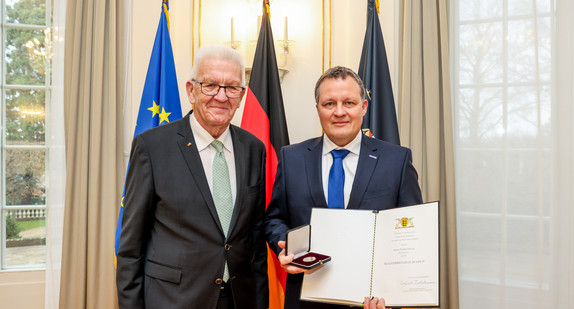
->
[211,140,233,281]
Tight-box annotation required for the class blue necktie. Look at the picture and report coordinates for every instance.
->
[328,149,350,209]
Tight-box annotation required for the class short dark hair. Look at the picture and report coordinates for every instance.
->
[314,66,366,103]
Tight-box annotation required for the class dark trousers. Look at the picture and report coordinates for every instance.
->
[216,281,234,309]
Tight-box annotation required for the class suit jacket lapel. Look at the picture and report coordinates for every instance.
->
[347,135,379,209]
[306,137,328,208]
[227,125,245,237]
[176,112,225,235]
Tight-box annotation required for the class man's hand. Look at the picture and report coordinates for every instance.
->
[363,297,386,309]
[277,240,306,274]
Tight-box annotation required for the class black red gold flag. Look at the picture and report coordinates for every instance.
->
[240,1,289,308]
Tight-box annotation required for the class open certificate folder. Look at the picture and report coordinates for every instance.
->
[301,202,439,307]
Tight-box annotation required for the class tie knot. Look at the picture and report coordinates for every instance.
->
[331,149,350,159]
[211,140,224,153]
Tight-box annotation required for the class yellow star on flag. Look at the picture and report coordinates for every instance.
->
[159,107,172,124]
[147,100,160,118]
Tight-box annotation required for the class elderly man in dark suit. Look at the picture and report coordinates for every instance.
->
[116,45,268,309]
[265,66,423,309]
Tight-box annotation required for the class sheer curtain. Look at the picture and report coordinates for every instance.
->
[452,0,573,307]
[554,0,574,305]
[45,0,66,308]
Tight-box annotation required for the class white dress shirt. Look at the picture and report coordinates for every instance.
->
[321,131,362,208]
[190,114,237,206]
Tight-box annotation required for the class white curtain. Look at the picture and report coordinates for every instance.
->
[452,0,574,308]
[554,0,574,305]
[45,0,67,308]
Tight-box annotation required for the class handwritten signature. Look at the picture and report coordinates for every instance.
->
[400,279,436,286]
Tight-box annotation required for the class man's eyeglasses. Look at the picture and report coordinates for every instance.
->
[192,79,244,99]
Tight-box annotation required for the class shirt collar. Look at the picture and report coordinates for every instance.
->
[190,113,232,151]
[322,131,362,156]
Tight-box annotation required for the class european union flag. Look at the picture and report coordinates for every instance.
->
[114,3,182,264]
[358,0,400,145]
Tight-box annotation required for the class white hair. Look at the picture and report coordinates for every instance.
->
[189,45,246,86]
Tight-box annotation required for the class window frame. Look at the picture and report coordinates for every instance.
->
[1,0,53,270]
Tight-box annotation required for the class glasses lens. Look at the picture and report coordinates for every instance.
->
[201,83,219,95]
[225,86,243,98]
[197,81,243,98]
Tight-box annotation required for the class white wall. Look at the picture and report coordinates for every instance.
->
[127,0,398,145]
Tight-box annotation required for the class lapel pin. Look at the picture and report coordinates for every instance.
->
[187,142,192,147]
[369,155,377,160]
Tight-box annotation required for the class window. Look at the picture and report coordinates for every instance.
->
[452,0,556,308]
[1,0,52,269]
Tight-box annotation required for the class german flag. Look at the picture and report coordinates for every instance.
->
[241,1,289,308]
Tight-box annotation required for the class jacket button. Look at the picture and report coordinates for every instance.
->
[224,244,231,251]
[215,278,223,285]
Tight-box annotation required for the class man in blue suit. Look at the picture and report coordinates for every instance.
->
[264,66,423,309]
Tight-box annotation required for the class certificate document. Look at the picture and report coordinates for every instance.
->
[300,202,439,307]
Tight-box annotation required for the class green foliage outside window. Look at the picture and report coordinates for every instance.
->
[6,89,46,144]
[5,0,49,144]
[3,0,50,208]
[5,0,48,86]
[5,0,46,25]
[6,215,21,240]
[6,148,46,205]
